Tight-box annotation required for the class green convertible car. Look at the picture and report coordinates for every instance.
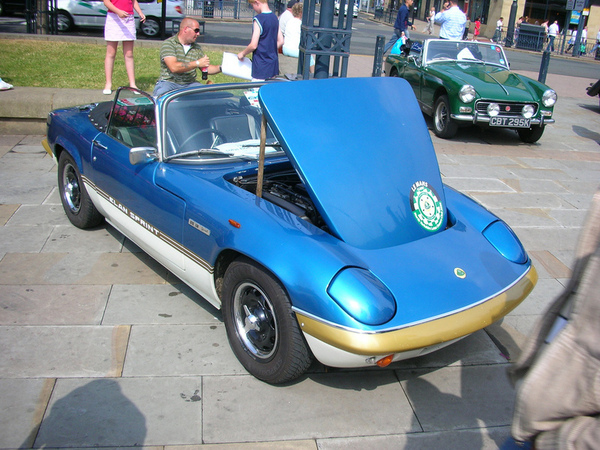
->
[385,39,557,143]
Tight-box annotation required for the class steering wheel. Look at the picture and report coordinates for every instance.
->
[431,52,455,60]
[179,128,227,152]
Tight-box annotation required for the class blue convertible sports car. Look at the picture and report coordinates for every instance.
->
[43,77,537,384]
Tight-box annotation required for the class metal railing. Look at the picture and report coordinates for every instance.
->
[24,0,60,35]
[551,34,599,58]
[183,0,256,20]
[370,6,399,26]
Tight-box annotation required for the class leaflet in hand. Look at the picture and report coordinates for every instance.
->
[221,52,253,81]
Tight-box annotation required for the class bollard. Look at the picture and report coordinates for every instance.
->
[538,49,550,84]
[372,35,385,77]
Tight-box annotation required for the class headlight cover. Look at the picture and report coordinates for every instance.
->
[487,103,500,117]
[483,220,527,264]
[459,85,476,103]
[522,104,535,118]
[542,89,557,107]
[327,268,396,325]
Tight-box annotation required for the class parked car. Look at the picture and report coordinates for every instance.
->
[334,0,358,17]
[0,0,26,15]
[42,78,537,384]
[55,0,183,37]
[385,39,557,143]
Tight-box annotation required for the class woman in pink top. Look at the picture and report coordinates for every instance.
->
[473,17,481,41]
[102,0,146,94]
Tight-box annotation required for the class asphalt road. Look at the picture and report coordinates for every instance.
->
[1,13,599,79]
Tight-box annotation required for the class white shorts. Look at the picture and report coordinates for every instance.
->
[104,12,136,42]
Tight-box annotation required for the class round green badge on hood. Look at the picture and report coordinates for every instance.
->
[410,181,444,232]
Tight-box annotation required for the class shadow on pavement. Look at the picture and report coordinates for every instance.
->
[572,125,600,145]
[22,379,146,448]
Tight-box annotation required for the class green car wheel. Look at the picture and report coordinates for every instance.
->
[433,95,457,139]
[517,125,545,143]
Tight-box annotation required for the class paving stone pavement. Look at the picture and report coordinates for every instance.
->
[0,76,599,449]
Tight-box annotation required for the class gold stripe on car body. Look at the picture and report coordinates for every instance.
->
[295,265,537,356]
[82,175,215,274]
[42,138,53,156]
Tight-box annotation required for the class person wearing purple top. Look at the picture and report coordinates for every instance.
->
[238,0,284,81]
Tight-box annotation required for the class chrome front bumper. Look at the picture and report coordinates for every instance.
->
[451,113,555,126]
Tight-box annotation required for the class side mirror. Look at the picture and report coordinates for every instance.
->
[129,147,158,165]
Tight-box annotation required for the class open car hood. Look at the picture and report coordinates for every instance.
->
[259,77,446,250]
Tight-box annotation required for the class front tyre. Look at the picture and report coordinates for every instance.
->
[433,95,458,139]
[58,152,104,229]
[222,257,312,384]
[140,17,160,37]
[517,125,545,143]
[56,11,73,32]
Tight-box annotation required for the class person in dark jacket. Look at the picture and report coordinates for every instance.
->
[383,0,416,53]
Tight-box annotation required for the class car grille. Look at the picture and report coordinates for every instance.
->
[475,101,538,117]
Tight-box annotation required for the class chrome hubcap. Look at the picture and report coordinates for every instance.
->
[62,163,81,214]
[233,282,277,359]
[436,102,448,131]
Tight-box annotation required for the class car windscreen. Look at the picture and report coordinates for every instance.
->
[163,87,279,162]
[426,41,508,68]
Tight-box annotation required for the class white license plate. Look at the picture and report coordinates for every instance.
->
[489,117,531,128]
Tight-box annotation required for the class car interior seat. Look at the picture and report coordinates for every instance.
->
[209,114,258,143]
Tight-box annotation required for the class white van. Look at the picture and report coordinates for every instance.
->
[55,0,184,37]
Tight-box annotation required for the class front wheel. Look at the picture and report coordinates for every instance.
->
[58,152,104,229]
[433,95,458,139]
[517,125,545,143]
[56,11,73,32]
[222,257,312,384]
[140,17,160,37]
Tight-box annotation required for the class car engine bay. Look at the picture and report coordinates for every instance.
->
[230,168,328,232]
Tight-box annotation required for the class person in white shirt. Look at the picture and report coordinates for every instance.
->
[591,28,600,54]
[547,20,559,52]
[434,0,466,40]
[423,6,435,35]
[566,27,587,54]
[492,17,503,43]
[567,28,578,51]
[282,2,314,72]
[282,2,302,57]
[279,0,298,38]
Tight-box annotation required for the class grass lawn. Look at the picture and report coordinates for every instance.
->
[0,39,237,92]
